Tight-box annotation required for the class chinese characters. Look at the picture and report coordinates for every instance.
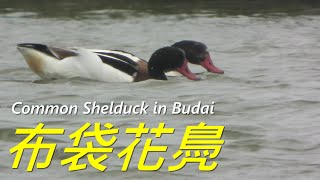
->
[10,122,224,172]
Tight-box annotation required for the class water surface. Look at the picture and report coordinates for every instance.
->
[0,1,319,179]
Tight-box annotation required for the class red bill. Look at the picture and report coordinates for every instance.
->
[176,60,200,80]
[200,54,224,74]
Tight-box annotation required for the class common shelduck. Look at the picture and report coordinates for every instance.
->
[17,43,199,82]
[172,40,224,74]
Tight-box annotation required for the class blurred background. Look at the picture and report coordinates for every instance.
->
[0,1,319,180]
[1,0,320,16]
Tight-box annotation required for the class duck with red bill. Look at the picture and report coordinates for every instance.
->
[172,40,224,74]
[17,43,200,82]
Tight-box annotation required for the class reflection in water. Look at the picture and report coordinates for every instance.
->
[1,0,320,17]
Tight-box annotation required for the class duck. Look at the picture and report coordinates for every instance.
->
[171,40,224,74]
[89,40,224,78]
[16,43,200,82]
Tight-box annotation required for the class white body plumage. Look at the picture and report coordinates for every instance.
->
[17,44,145,82]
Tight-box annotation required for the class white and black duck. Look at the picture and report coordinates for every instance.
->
[17,43,200,82]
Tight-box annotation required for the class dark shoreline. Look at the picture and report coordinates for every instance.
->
[1,0,320,17]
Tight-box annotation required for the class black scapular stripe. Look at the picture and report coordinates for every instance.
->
[98,55,137,76]
[95,51,137,67]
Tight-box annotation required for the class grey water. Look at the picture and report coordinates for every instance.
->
[0,0,319,179]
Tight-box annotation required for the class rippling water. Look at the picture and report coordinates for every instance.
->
[0,1,320,179]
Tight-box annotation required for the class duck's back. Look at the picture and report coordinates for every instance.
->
[92,49,150,82]
[17,43,150,82]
